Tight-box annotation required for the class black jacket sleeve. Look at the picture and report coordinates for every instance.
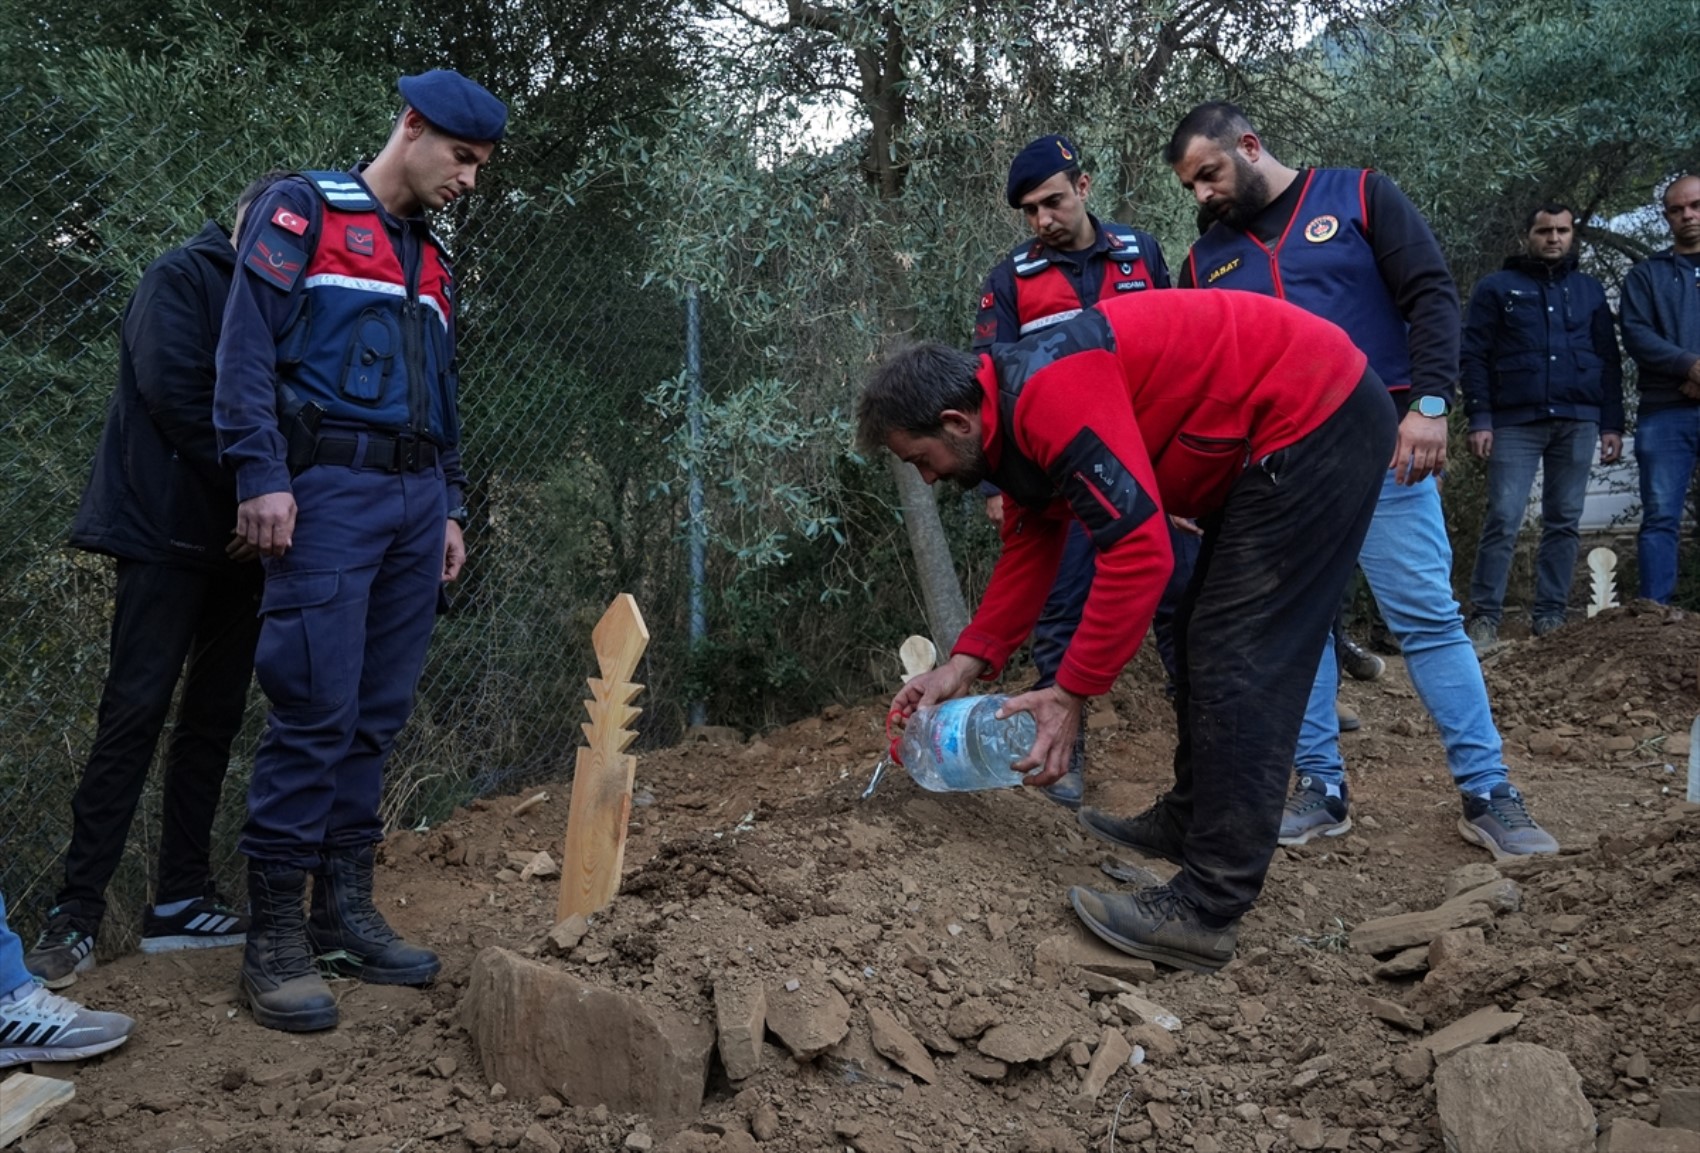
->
[1365,173,1461,405]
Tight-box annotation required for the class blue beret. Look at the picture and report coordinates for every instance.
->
[397,70,508,143]
[1006,134,1082,207]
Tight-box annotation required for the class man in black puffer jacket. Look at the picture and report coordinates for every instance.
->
[24,173,286,989]
[1462,201,1623,645]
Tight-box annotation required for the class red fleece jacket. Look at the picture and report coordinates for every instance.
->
[953,289,1368,696]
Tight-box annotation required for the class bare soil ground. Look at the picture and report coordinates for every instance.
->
[16,602,1700,1153]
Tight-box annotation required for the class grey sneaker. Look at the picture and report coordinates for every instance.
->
[1077,800,1187,865]
[1339,636,1385,682]
[24,908,97,990]
[0,982,134,1066]
[1464,617,1499,653]
[141,893,249,954]
[1279,774,1352,845]
[1069,885,1239,974]
[1459,783,1559,859]
[1336,700,1361,733]
[1531,616,1565,638]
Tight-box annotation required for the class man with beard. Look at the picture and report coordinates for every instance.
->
[861,290,1395,972]
[1074,101,1560,869]
[1462,203,1623,645]
[1621,174,1700,603]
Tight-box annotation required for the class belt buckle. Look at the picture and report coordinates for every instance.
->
[394,438,419,472]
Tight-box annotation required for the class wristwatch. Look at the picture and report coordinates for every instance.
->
[1413,395,1450,418]
[446,504,470,527]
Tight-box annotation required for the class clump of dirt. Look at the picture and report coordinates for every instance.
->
[18,621,1700,1153]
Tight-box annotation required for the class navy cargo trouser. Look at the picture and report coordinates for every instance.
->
[1163,371,1396,919]
[240,452,445,868]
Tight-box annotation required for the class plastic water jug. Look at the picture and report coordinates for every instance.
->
[864,695,1037,797]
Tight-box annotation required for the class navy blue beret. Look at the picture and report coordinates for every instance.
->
[397,70,508,143]
[1006,134,1083,207]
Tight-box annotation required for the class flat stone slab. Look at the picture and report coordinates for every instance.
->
[1423,1006,1523,1059]
[1078,1027,1132,1101]
[1352,902,1493,956]
[713,980,766,1082]
[1032,927,1160,987]
[977,1020,1074,1065]
[461,947,712,1120]
[866,1006,936,1084]
[1662,1087,1700,1132]
[1604,1119,1700,1152]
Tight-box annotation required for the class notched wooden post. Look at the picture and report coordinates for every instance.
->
[557,593,650,922]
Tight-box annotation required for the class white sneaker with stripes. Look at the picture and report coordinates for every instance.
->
[139,895,249,954]
[0,982,134,1066]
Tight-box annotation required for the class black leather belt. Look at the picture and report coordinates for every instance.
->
[314,433,438,473]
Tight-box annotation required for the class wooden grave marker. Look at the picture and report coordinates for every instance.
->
[1,1072,74,1148]
[557,593,650,922]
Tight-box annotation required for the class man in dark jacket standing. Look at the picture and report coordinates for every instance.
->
[23,174,285,989]
[1621,174,1700,603]
[1463,203,1623,645]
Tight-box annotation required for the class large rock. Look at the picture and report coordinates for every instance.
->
[713,981,767,1082]
[765,974,850,1061]
[1602,1119,1700,1152]
[461,947,713,1120]
[1664,1087,1700,1133]
[1434,1042,1594,1153]
[1077,1027,1132,1101]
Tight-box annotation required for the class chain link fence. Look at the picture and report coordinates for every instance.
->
[0,88,724,947]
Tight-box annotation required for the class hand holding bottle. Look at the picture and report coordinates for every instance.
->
[998,684,1084,787]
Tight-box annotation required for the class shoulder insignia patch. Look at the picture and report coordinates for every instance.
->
[245,236,306,292]
[1304,215,1340,243]
[270,206,309,236]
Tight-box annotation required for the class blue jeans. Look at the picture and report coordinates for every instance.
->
[1635,406,1700,603]
[1031,521,1200,688]
[1468,419,1596,624]
[0,890,32,995]
[1296,473,1508,797]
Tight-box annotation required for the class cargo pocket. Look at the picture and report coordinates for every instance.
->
[1155,433,1250,518]
[255,569,354,714]
[340,309,399,405]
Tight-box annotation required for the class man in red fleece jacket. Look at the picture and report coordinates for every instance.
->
[859,290,1395,972]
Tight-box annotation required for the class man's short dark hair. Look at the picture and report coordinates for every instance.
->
[856,343,983,451]
[1163,101,1256,166]
[1523,201,1574,231]
[237,170,293,216]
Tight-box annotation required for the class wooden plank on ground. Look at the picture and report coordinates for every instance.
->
[558,594,650,922]
[1,1071,75,1148]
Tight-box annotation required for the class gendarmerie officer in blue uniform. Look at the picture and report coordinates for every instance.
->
[215,70,506,1032]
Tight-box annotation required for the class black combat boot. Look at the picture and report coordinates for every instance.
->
[308,844,440,985]
[241,862,339,1032]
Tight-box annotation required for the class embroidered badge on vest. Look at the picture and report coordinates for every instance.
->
[1304,215,1340,243]
[1207,257,1241,284]
[346,226,375,256]
[246,237,306,292]
[271,207,309,236]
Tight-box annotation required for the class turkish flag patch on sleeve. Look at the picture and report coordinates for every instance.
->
[270,206,310,236]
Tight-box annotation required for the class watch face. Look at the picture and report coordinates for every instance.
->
[1417,396,1448,417]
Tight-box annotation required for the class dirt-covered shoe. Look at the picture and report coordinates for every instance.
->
[0,981,134,1066]
[1336,700,1362,732]
[23,908,98,990]
[1531,616,1565,638]
[1076,800,1187,865]
[1040,735,1086,810]
[1339,635,1385,682]
[141,893,248,954]
[1458,783,1560,859]
[1465,617,1499,653]
[1069,885,1239,974]
[1279,775,1352,846]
